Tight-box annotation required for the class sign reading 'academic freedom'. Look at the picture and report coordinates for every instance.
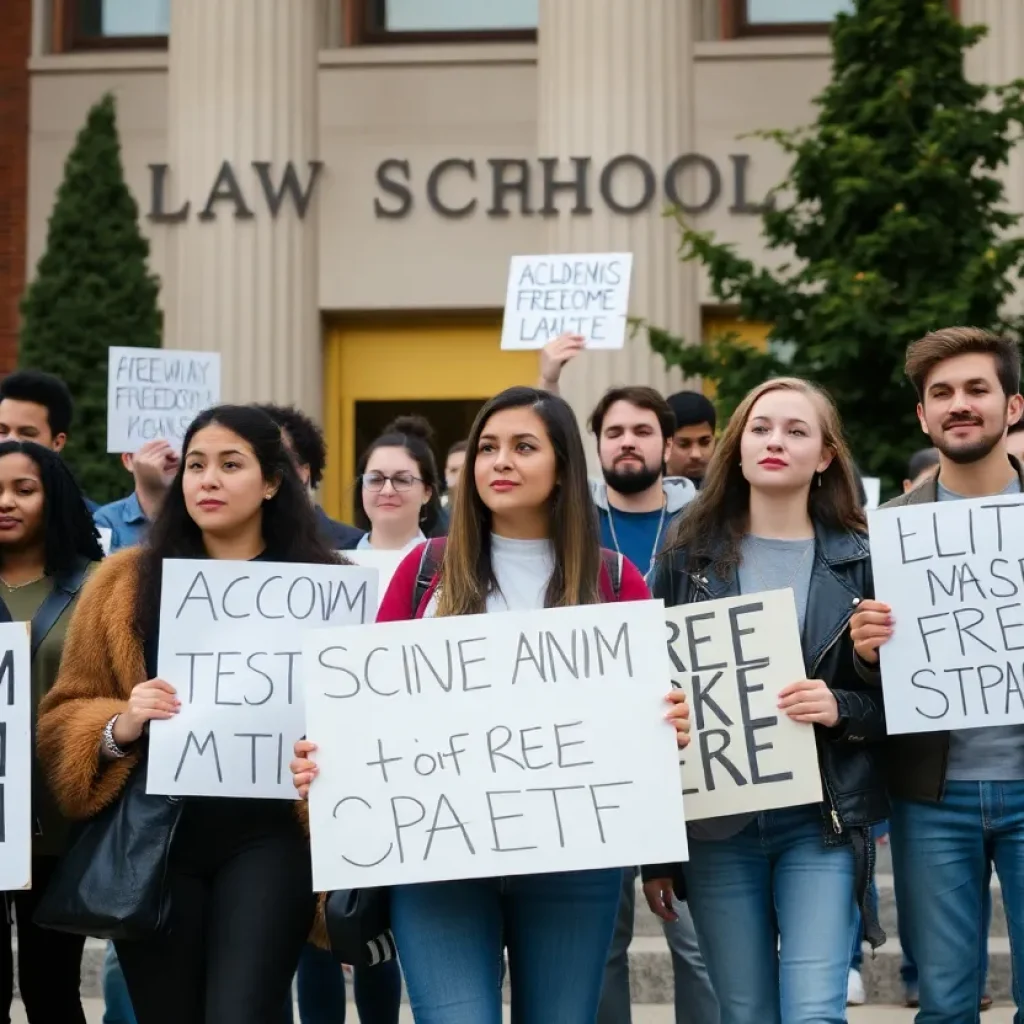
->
[869,496,1024,734]
[107,347,221,454]
[666,591,821,820]
[304,601,688,891]
[147,560,377,800]
[500,253,633,351]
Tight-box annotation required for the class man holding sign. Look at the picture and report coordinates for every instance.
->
[853,327,1024,1023]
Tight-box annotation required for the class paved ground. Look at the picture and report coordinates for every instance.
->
[10,1002,1019,1023]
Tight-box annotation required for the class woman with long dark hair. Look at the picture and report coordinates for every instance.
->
[641,378,888,1024]
[293,386,689,1023]
[37,405,339,1024]
[339,416,444,551]
[0,442,102,1024]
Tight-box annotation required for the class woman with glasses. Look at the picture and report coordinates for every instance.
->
[339,416,444,552]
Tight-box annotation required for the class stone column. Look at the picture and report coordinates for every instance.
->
[162,0,322,419]
[536,0,699,435]
[962,0,1024,313]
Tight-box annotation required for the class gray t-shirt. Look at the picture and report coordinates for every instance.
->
[689,534,816,842]
[939,476,1024,782]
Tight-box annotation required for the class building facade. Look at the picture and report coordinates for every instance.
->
[5,0,1021,519]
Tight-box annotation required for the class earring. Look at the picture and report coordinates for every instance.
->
[816,473,822,488]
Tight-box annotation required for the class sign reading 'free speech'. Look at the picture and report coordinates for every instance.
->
[869,496,1024,735]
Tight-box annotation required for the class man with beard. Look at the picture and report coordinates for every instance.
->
[851,327,1024,1023]
[587,386,696,580]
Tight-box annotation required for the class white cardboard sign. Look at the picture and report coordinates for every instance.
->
[147,559,377,799]
[97,528,113,556]
[0,623,32,890]
[500,253,633,351]
[107,347,221,453]
[869,496,1024,734]
[339,549,407,611]
[304,600,688,891]
[666,591,821,819]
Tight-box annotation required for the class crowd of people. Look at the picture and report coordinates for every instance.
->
[0,323,1021,1024]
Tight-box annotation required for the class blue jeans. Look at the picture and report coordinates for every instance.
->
[891,780,1024,1023]
[102,943,137,1024]
[390,868,622,1024]
[683,805,855,1024]
[280,943,402,1024]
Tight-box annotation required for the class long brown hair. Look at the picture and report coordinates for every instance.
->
[436,386,601,616]
[664,378,865,577]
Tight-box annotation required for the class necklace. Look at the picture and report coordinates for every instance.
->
[745,537,814,595]
[606,497,668,576]
[0,573,45,590]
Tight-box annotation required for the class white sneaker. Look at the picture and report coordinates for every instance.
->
[847,968,867,1006]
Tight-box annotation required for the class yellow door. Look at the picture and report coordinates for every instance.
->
[323,319,538,523]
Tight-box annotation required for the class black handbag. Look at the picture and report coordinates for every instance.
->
[33,754,183,941]
[324,887,397,967]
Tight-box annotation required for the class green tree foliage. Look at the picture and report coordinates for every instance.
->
[647,0,1024,494]
[19,92,160,504]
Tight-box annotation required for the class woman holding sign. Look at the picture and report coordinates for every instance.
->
[0,441,102,1024]
[292,386,690,1024]
[642,378,889,1024]
[36,405,341,1024]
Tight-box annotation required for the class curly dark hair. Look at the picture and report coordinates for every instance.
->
[0,441,103,573]
[354,415,443,537]
[0,371,74,438]
[134,404,340,639]
[255,403,328,489]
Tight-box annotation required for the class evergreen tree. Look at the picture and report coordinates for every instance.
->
[19,92,161,504]
[647,0,1024,495]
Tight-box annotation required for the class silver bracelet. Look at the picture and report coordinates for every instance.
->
[101,715,130,760]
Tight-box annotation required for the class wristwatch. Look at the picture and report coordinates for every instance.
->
[102,715,130,759]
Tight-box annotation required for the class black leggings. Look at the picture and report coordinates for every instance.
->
[116,805,316,1024]
[0,855,87,1024]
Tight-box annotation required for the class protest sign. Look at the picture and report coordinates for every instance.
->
[666,591,821,819]
[340,549,407,611]
[0,624,31,889]
[500,253,633,351]
[107,347,221,453]
[147,559,377,799]
[304,600,687,891]
[869,496,1024,734]
[97,528,112,556]
[862,477,881,510]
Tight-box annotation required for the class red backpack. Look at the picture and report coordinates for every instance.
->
[410,537,623,616]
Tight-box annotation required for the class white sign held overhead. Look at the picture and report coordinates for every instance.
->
[666,591,821,820]
[500,253,633,351]
[304,600,688,892]
[107,347,221,454]
[147,559,377,800]
[868,496,1024,734]
[0,624,32,890]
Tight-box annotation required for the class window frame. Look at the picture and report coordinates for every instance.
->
[61,0,169,52]
[724,0,959,37]
[353,0,537,45]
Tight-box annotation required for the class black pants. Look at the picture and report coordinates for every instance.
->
[116,801,316,1024]
[1,854,87,1024]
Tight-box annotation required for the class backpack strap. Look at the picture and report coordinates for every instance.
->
[30,559,90,658]
[600,549,623,601]
[412,538,447,617]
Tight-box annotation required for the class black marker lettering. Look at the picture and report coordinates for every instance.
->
[334,796,393,868]
[175,730,223,783]
[486,790,537,853]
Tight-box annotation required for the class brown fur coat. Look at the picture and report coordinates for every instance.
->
[36,547,326,944]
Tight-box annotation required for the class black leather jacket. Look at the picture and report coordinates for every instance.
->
[652,521,890,837]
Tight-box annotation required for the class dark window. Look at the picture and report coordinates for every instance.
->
[357,0,537,43]
[66,0,169,50]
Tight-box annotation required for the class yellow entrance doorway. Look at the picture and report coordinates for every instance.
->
[322,319,538,523]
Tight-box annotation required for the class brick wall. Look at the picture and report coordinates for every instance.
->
[0,0,31,374]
